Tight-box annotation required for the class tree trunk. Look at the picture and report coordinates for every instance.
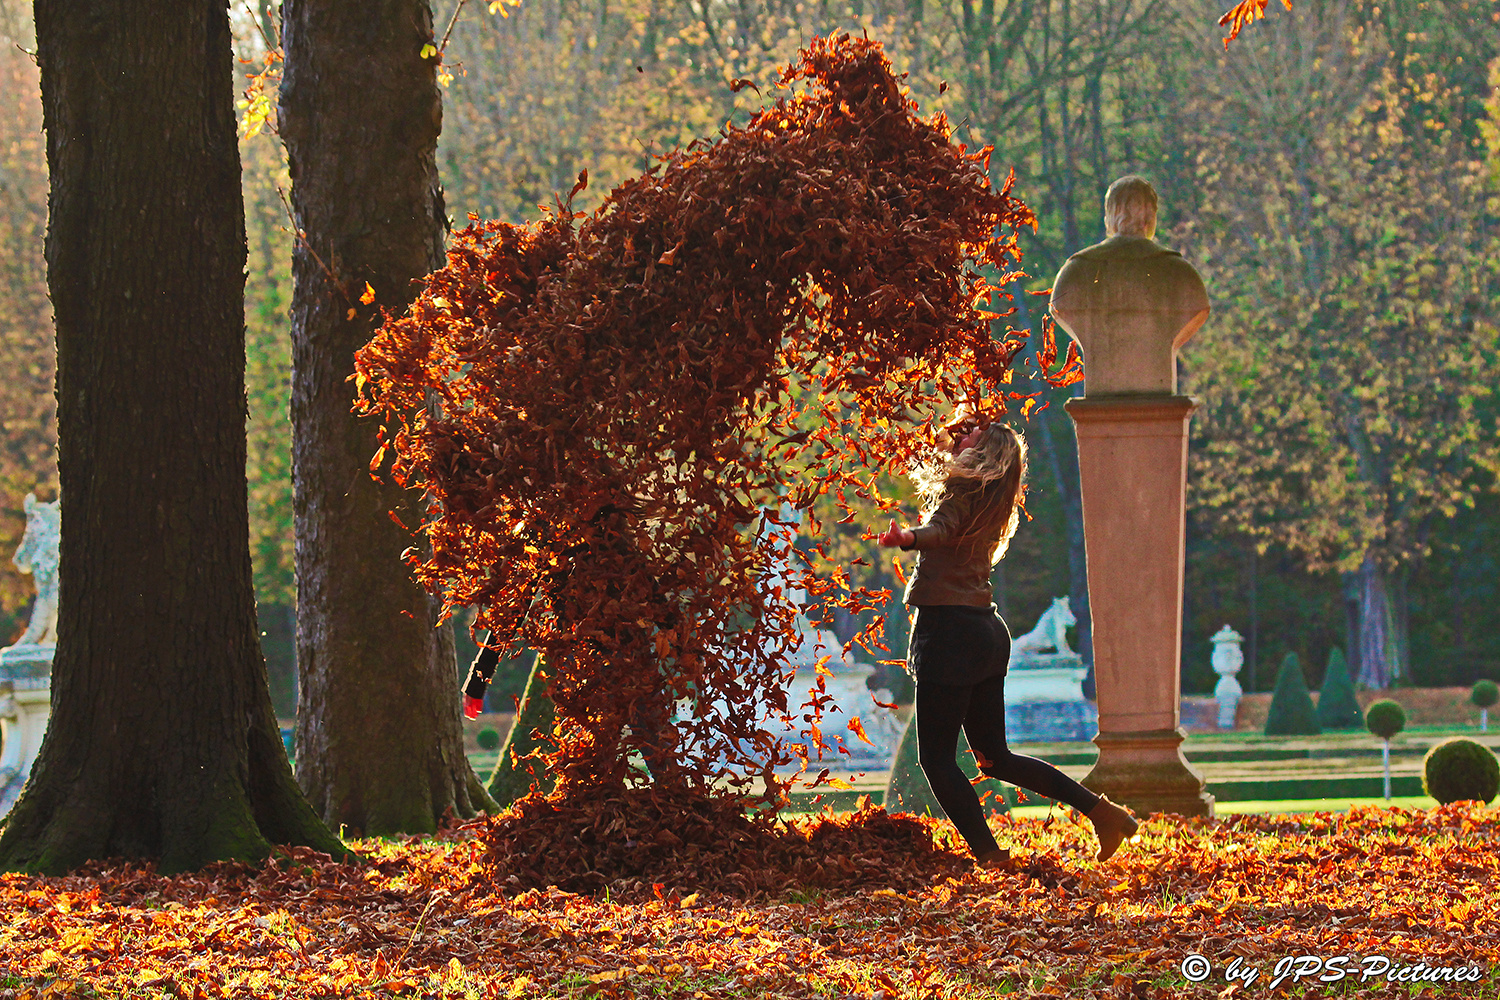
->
[279,0,493,835]
[1341,569,1362,682]
[1007,281,1092,696]
[1246,543,1258,692]
[1390,567,1410,684]
[1038,403,1094,696]
[0,0,344,873]
[1353,552,1398,689]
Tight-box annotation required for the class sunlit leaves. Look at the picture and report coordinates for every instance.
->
[236,48,281,138]
[4,805,1500,997]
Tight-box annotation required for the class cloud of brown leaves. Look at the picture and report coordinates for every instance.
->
[354,34,1034,803]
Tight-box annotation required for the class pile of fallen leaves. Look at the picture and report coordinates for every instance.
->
[474,789,968,896]
[4,803,1499,998]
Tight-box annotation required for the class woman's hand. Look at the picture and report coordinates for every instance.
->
[877,519,914,548]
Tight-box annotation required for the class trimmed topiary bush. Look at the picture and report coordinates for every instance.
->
[1423,738,1500,805]
[1472,680,1498,732]
[1365,699,1406,740]
[1316,647,1363,731]
[1366,699,1406,801]
[487,657,557,808]
[884,716,1010,819]
[883,717,941,816]
[1264,653,1322,736]
[476,727,501,751]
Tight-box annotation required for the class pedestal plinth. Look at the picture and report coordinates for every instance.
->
[1065,394,1213,817]
[0,643,53,815]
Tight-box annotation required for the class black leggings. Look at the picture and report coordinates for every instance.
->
[916,672,1101,855]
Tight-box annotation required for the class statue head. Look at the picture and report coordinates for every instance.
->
[1103,175,1157,239]
[14,493,60,577]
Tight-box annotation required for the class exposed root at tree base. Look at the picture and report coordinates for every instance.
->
[472,786,971,898]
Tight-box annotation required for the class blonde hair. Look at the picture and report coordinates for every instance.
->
[913,422,1027,564]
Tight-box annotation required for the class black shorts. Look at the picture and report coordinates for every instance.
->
[907,604,1011,686]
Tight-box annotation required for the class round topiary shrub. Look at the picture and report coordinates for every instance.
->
[476,726,501,751]
[1365,699,1406,740]
[1423,738,1500,805]
[1471,680,1499,710]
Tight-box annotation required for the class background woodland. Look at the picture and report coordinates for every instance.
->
[0,0,1496,707]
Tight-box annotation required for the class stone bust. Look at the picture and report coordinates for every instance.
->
[1049,176,1209,395]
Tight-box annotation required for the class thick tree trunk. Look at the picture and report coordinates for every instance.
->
[279,0,493,835]
[1353,552,1399,689]
[1008,282,1092,692]
[0,0,344,873]
[1037,405,1094,696]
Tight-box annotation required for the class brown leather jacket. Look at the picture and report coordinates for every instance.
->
[900,480,1011,607]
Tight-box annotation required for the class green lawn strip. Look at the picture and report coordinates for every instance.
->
[469,725,1500,817]
[1003,794,1451,819]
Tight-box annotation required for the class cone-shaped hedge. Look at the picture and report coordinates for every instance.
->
[1316,648,1364,730]
[1264,652,1322,735]
[487,658,557,807]
[883,716,1012,817]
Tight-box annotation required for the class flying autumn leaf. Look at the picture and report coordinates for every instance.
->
[1218,0,1294,47]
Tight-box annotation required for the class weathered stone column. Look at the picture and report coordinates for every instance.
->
[1050,176,1214,817]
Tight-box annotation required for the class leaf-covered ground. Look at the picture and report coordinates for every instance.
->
[2,802,1497,999]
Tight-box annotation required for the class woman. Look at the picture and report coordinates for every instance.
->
[877,414,1139,868]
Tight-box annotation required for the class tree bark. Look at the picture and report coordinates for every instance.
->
[1353,552,1398,689]
[0,0,344,873]
[1007,280,1093,695]
[279,0,493,835]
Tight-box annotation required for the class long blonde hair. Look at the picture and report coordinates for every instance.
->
[913,421,1027,563]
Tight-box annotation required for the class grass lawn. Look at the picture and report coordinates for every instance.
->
[2,800,1497,999]
[1005,795,1442,820]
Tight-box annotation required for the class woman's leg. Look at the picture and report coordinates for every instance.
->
[915,680,1001,858]
[961,673,1101,814]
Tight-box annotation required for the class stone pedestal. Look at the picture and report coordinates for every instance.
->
[0,644,54,815]
[1065,395,1213,816]
[1084,729,1209,815]
[1004,651,1097,742]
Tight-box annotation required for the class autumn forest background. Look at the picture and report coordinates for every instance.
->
[0,0,1496,706]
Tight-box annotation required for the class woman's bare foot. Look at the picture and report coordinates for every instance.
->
[1087,795,1139,861]
[974,847,1012,871]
